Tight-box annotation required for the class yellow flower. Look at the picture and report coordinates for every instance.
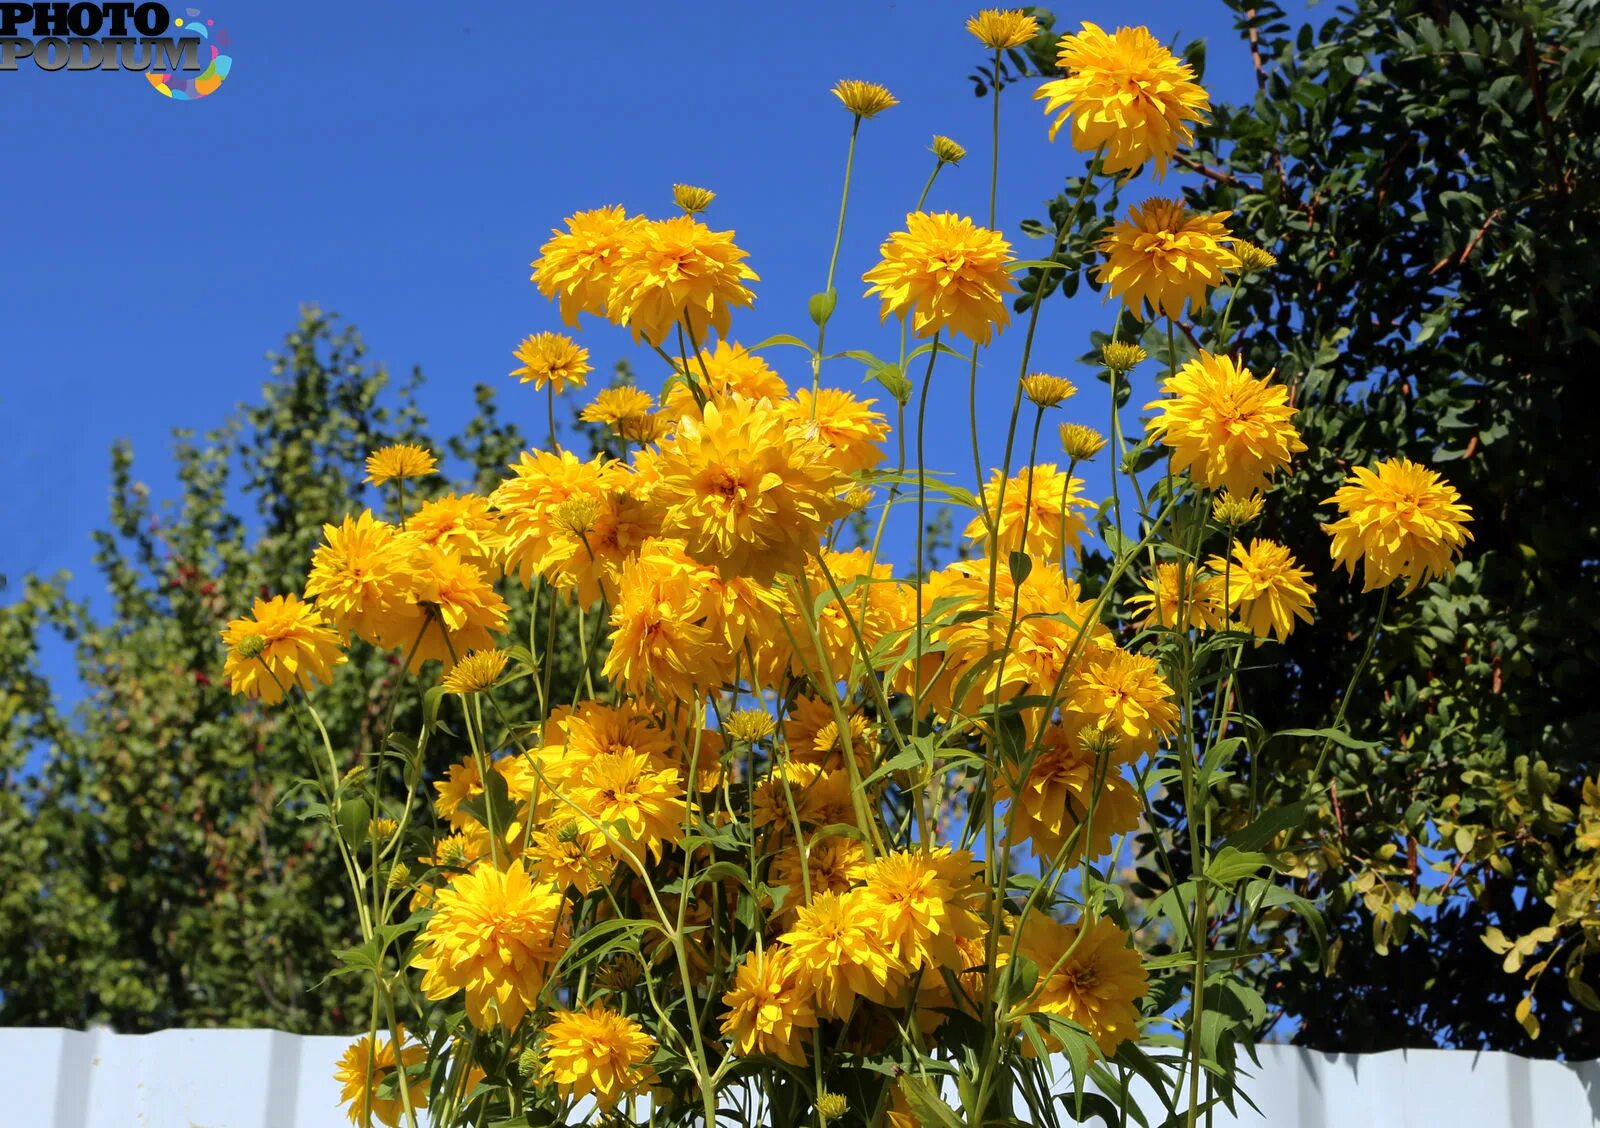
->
[644,397,852,581]
[724,708,776,743]
[334,1028,428,1127]
[858,848,986,970]
[1235,240,1279,273]
[1212,489,1264,529]
[538,1004,658,1111]
[511,331,591,394]
[406,492,499,568]
[832,79,899,118]
[1323,458,1473,595]
[1101,341,1148,374]
[1145,351,1305,494]
[996,720,1142,862]
[864,212,1017,345]
[673,182,716,215]
[221,594,344,704]
[609,216,759,347]
[779,889,903,1019]
[931,134,967,164]
[1128,561,1225,632]
[603,542,721,702]
[304,510,419,647]
[1208,538,1316,641]
[1035,22,1210,178]
[526,823,613,895]
[817,1092,850,1122]
[531,205,640,327]
[781,387,890,475]
[580,386,656,434]
[440,648,509,694]
[964,463,1092,562]
[408,545,509,670]
[1095,198,1241,321]
[365,443,437,486]
[1020,373,1077,408]
[801,549,904,684]
[568,749,687,864]
[1060,423,1108,462]
[1066,647,1178,760]
[1015,914,1147,1056]
[720,946,818,1066]
[665,339,790,414]
[967,8,1039,49]
[411,859,569,1031]
[769,835,867,915]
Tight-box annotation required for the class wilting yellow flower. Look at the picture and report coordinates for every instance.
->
[665,339,790,415]
[859,848,985,970]
[365,444,437,486]
[964,463,1092,561]
[832,79,899,118]
[568,749,687,864]
[1101,341,1148,374]
[609,216,759,347]
[818,1092,850,1122]
[1060,423,1108,462]
[1235,240,1279,273]
[1036,22,1210,178]
[511,331,591,394]
[440,648,509,694]
[1066,647,1178,760]
[1212,489,1264,529]
[1128,561,1225,632]
[221,594,344,704]
[673,183,716,215]
[580,385,656,435]
[724,709,776,743]
[1323,458,1473,595]
[367,816,399,843]
[304,510,418,647]
[334,1028,428,1127]
[538,1004,658,1111]
[931,134,967,164]
[1095,198,1241,321]
[406,493,499,568]
[720,946,818,1066]
[645,397,853,580]
[1145,352,1305,494]
[996,720,1142,861]
[780,889,903,1019]
[1208,538,1316,641]
[411,859,569,1031]
[864,212,1017,345]
[1015,914,1148,1056]
[603,543,720,702]
[1021,373,1077,408]
[967,8,1039,49]
[782,387,889,475]
[531,205,640,327]
[408,545,509,670]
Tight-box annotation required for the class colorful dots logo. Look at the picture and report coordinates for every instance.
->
[147,8,231,100]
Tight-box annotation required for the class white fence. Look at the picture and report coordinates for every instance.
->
[3,1027,1598,1127]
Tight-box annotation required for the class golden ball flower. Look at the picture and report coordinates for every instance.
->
[967,8,1040,50]
[440,648,509,694]
[1060,423,1108,462]
[511,331,591,394]
[1066,647,1178,760]
[1035,21,1211,178]
[406,492,499,569]
[864,211,1018,345]
[221,594,345,704]
[1145,351,1305,494]
[720,946,818,1067]
[334,1028,428,1127]
[538,1004,658,1111]
[832,78,899,118]
[1212,489,1264,529]
[365,443,437,486]
[303,510,420,648]
[1127,561,1225,632]
[1021,373,1077,408]
[602,542,722,703]
[580,386,656,434]
[858,847,986,970]
[407,545,510,671]
[568,748,687,864]
[1208,538,1317,641]
[994,720,1142,862]
[609,216,759,347]
[1323,458,1473,595]
[1095,197,1241,321]
[1015,914,1148,1057]
[665,339,790,415]
[781,387,890,475]
[672,182,716,215]
[779,889,903,1020]
[931,134,967,164]
[531,205,640,327]
[964,463,1092,561]
[1101,341,1148,375]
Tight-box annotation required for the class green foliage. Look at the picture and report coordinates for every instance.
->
[1011,0,1600,1054]
[0,307,587,1031]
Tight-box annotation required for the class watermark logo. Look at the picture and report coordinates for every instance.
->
[0,3,232,100]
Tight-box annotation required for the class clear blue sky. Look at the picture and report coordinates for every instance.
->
[1,0,1284,683]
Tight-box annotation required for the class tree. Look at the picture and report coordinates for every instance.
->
[1008,0,1600,1054]
[0,308,591,1031]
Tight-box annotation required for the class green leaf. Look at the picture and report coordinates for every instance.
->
[897,1074,964,1128]
[336,796,371,849]
[1221,799,1310,853]
[1204,847,1270,886]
